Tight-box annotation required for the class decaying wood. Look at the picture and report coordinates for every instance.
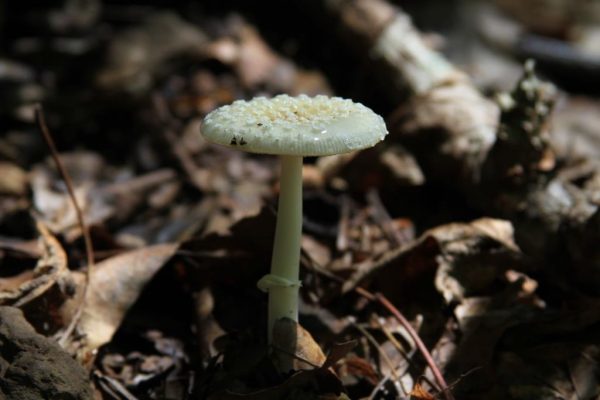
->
[298,0,499,185]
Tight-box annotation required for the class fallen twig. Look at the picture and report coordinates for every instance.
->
[34,104,94,348]
[304,252,454,400]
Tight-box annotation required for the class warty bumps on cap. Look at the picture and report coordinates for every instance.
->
[201,94,388,156]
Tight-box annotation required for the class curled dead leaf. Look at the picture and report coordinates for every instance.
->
[272,318,326,372]
[0,221,71,307]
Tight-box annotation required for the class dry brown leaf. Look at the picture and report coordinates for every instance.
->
[60,243,179,358]
[96,12,208,94]
[272,318,327,372]
[0,161,28,195]
[317,145,424,195]
[447,300,600,398]
[410,382,435,400]
[228,24,281,89]
[337,355,380,386]
[379,145,425,186]
[205,17,330,95]
[322,341,358,370]
[0,221,71,307]
[194,287,225,359]
[433,218,521,304]
[31,152,179,244]
[31,152,113,240]
[341,217,522,311]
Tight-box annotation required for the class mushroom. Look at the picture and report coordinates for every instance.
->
[201,94,387,341]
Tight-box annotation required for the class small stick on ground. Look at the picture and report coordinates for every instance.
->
[34,105,94,347]
[375,293,454,400]
[305,256,454,400]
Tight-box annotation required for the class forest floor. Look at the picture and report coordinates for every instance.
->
[1,1,600,399]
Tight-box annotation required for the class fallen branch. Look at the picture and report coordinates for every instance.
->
[291,0,499,184]
[293,0,600,293]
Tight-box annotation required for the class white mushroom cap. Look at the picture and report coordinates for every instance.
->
[200,94,388,156]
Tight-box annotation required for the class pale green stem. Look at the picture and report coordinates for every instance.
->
[258,154,303,343]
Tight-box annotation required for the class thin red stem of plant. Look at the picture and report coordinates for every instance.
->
[35,105,94,347]
[374,293,454,400]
